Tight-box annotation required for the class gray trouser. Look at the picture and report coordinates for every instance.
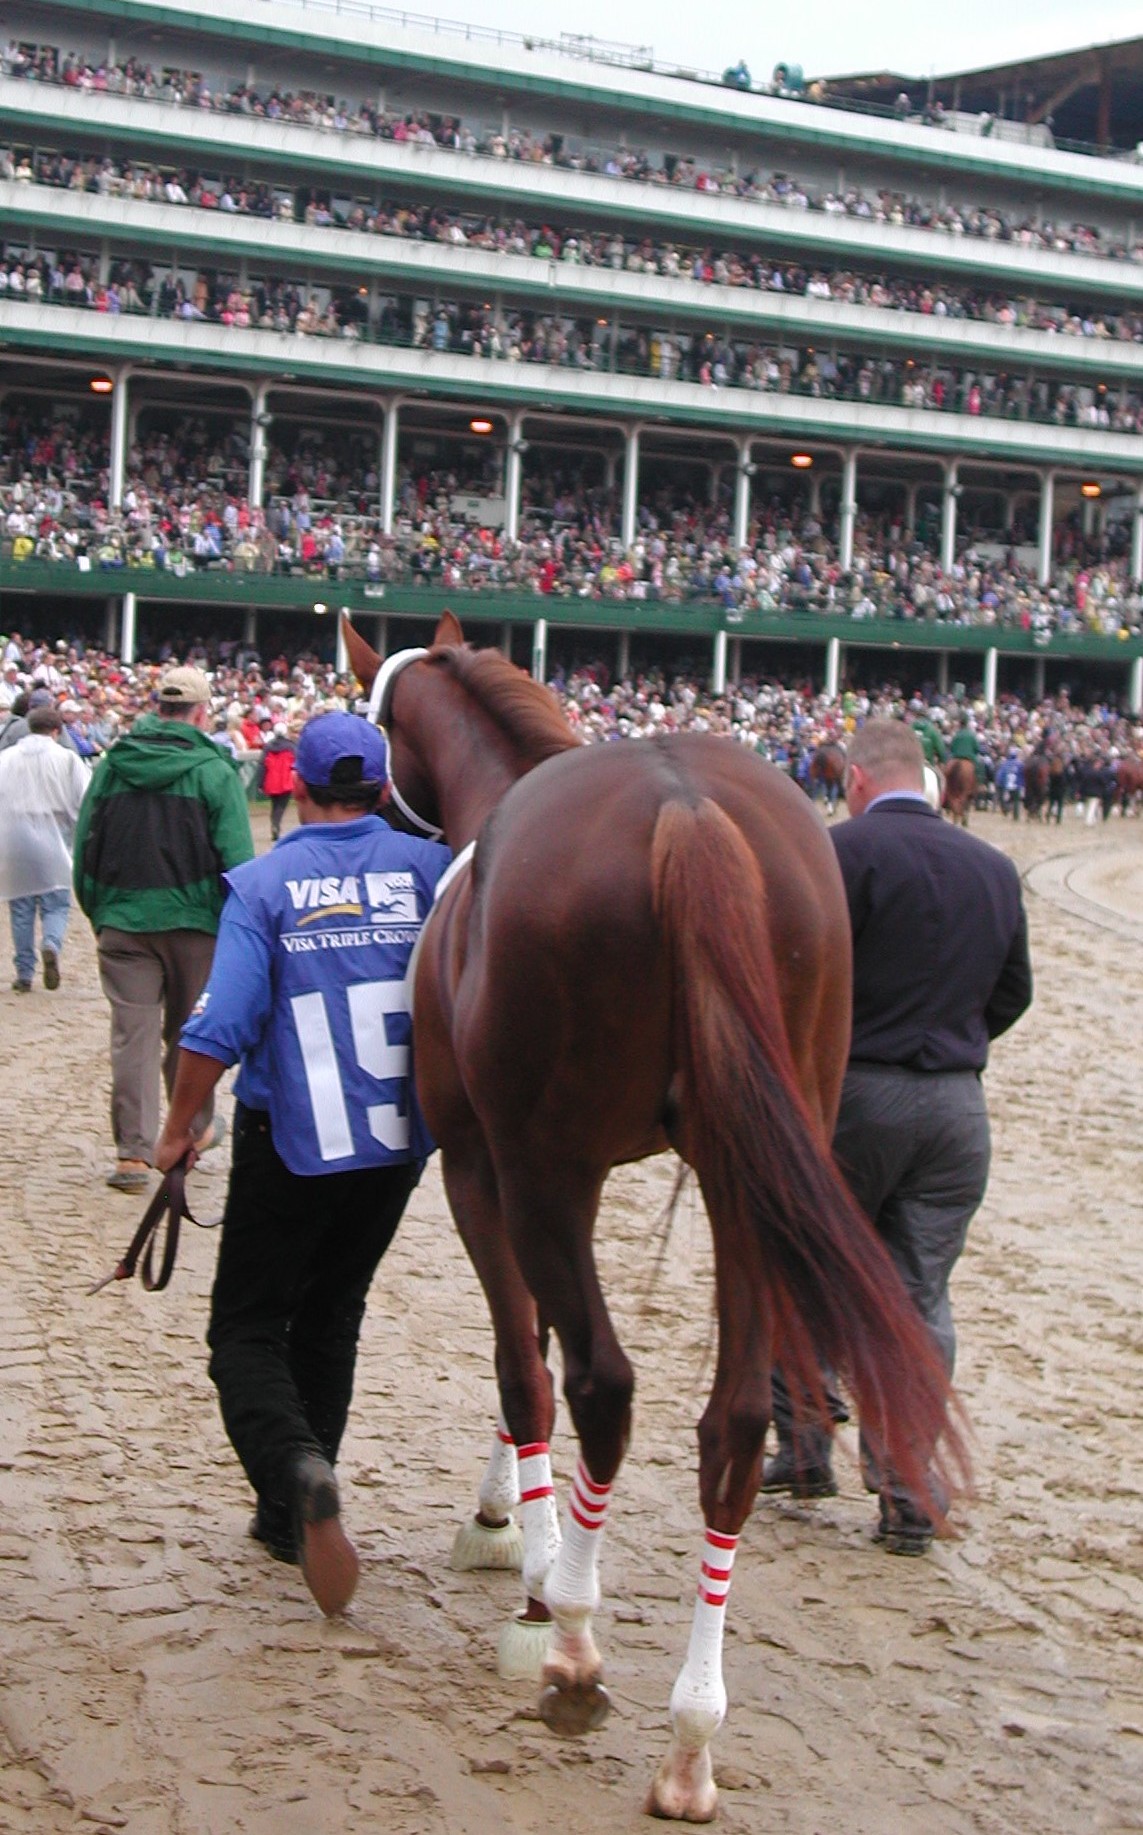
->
[774,1064,991,1463]
[97,927,218,1162]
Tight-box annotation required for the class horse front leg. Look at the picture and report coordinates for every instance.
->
[439,1146,562,1677]
[648,1213,771,1824]
[499,1168,628,1738]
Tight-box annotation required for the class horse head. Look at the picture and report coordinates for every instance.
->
[341,610,464,840]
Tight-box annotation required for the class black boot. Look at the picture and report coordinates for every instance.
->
[761,1432,837,1499]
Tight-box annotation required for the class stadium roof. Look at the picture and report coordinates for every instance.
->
[819,35,1143,153]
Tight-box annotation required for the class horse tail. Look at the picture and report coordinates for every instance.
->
[651,797,966,1514]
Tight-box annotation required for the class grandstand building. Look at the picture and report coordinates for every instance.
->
[1,0,1142,708]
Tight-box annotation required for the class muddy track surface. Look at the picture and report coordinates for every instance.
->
[1,809,1141,1834]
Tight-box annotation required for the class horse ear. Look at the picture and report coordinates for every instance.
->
[433,610,464,649]
[341,614,381,693]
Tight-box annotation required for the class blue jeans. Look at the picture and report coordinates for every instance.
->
[9,888,71,984]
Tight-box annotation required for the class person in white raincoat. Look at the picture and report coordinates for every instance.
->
[0,704,90,991]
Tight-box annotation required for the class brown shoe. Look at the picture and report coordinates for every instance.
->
[291,1453,359,1616]
[41,945,60,990]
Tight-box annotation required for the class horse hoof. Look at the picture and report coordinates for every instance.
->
[450,1514,524,1572]
[497,1611,553,1681]
[539,1679,611,1737]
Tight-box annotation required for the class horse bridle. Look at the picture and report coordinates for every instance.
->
[366,646,445,841]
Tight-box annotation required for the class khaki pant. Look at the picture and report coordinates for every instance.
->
[97,927,218,1163]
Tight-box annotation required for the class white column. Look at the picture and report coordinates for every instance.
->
[109,368,130,512]
[1131,490,1143,584]
[940,460,959,574]
[120,591,137,665]
[712,629,727,696]
[374,614,388,656]
[500,623,512,658]
[242,607,256,646]
[617,629,630,680]
[380,400,399,536]
[937,651,950,695]
[824,636,841,700]
[1129,655,1142,715]
[532,618,548,684]
[808,472,822,518]
[838,449,857,571]
[103,597,118,652]
[1003,491,1018,532]
[335,611,349,677]
[505,411,526,542]
[903,482,918,533]
[248,379,271,510]
[734,440,753,551]
[1031,656,1046,701]
[729,636,742,686]
[622,426,640,549]
[983,646,998,708]
[1037,471,1055,586]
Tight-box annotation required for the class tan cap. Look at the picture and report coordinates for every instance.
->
[158,665,212,706]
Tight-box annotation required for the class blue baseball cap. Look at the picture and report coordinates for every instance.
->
[295,712,389,790]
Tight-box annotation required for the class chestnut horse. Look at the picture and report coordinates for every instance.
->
[943,756,977,826]
[807,741,846,816]
[1023,753,1051,822]
[344,613,961,1822]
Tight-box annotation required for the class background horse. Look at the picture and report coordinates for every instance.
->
[807,741,846,816]
[1115,752,1143,817]
[943,756,977,826]
[1023,754,1051,822]
[344,614,962,1823]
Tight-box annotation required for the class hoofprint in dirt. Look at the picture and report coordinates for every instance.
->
[0,809,1140,1834]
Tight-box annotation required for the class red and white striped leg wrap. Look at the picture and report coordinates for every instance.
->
[668,1529,738,1746]
[547,1458,611,1615]
[478,1411,519,1518]
[516,1442,561,1599]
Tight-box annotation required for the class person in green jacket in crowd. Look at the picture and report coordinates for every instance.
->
[74,665,253,1193]
[910,712,949,769]
[949,712,984,778]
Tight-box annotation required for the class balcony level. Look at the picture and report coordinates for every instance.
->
[36,0,1143,208]
[7,182,1143,387]
[4,80,1143,305]
[4,300,1143,479]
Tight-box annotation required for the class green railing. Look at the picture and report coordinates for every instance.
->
[3,560,1140,658]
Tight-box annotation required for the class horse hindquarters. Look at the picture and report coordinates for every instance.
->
[646,796,965,1820]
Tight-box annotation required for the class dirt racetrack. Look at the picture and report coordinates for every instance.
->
[1,807,1141,1835]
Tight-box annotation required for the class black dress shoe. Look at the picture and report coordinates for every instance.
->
[249,1498,298,1565]
[290,1451,359,1617]
[761,1443,838,1499]
[875,1494,934,1556]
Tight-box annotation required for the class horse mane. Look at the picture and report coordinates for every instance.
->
[431,644,581,766]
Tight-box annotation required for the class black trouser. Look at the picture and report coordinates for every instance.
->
[207,1103,421,1525]
[269,792,291,839]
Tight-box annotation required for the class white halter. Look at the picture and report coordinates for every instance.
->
[366,646,445,840]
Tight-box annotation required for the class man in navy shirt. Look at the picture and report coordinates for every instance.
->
[155,712,450,1615]
[763,719,1032,1552]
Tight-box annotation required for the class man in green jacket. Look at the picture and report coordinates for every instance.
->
[74,666,254,1192]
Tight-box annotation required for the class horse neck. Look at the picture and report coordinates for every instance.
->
[402,668,528,848]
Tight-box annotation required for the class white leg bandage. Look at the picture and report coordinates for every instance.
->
[545,1458,611,1617]
[478,1412,520,1520]
[517,1441,562,1601]
[669,1530,738,1748]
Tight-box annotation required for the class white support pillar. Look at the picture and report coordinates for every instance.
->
[808,472,822,518]
[1003,491,1018,532]
[1129,654,1142,715]
[1037,470,1056,586]
[108,367,130,512]
[712,629,728,696]
[242,607,256,646]
[838,449,857,571]
[729,636,742,686]
[505,411,526,542]
[248,380,271,510]
[617,629,631,680]
[1131,490,1143,584]
[532,618,548,685]
[373,614,388,656]
[380,400,399,536]
[103,597,118,653]
[621,426,640,550]
[734,440,753,551]
[824,636,841,700]
[940,460,959,575]
[500,622,512,659]
[335,611,349,677]
[937,651,950,695]
[903,481,918,533]
[120,591,137,665]
[983,646,998,708]
[1031,655,1046,702]
[604,452,617,493]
